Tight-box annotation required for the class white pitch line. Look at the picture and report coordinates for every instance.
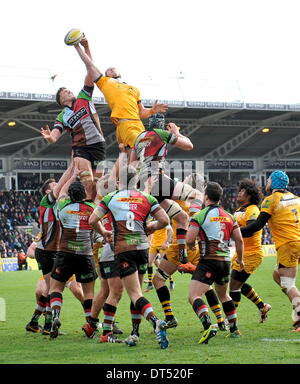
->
[261,338,300,343]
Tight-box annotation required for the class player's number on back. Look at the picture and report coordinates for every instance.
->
[126,212,135,231]
[218,230,227,251]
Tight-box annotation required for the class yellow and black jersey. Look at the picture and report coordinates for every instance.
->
[234,204,263,256]
[95,76,141,120]
[261,191,300,249]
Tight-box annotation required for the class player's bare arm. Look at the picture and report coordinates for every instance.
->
[74,43,102,83]
[57,167,81,200]
[52,162,75,199]
[231,227,244,271]
[146,207,169,234]
[167,123,193,150]
[138,100,168,119]
[40,125,61,144]
[186,226,198,250]
[80,35,95,87]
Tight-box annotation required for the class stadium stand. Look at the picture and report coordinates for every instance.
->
[1,92,300,255]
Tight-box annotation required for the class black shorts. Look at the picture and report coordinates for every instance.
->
[230,268,250,283]
[100,260,120,279]
[51,251,98,283]
[72,142,106,170]
[116,250,149,278]
[192,259,231,286]
[140,173,176,203]
[35,248,56,275]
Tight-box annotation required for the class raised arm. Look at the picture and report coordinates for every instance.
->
[57,167,81,200]
[79,36,95,87]
[167,123,193,151]
[74,43,102,82]
[52,162,75,199]
[138,100,168,119]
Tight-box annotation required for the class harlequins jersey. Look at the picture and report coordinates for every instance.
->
[57,198,96,255]
[95,189,161,255]
[36,192,60,252]
[190,204,237,261]
[54,86,105,147]
[134,129,177,176]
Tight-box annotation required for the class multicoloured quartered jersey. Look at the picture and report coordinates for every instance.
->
[54,86,105,147]
[190,205,237,261]
[95,189,161,255]
[261,191,300,249]
[36,192,60,252]
[57,198,96,255]
[234,204,263,256]
[99,212,115,262]
[133,129,177,176]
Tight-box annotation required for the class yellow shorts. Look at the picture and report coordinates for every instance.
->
[149,245,166,255]
[231,252,263,274]
[116,120,145,148]
[66,274,76,284]
[93,242,102,267]
[277,241,300,268]
[165,244,199,266]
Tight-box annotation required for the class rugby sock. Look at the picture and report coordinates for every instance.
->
[130,302,142,337]
[135,297,158,329]
[103,303,117,336]
[169,276,174,284]
[230,290,242,308]
[192,298,211,330]
[30,295,47,324]
[205,289,225,325]
[88,316,99,329]
[44,295,52,328]
[82,299,93,320]
[50,292,63,320]
[241,283,264,310]
[222,300,238,333]
[156,285,174,321]
[176,228,187,263]
[147,266,153,285]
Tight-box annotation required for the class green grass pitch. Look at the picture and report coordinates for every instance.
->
[1,256,300,364]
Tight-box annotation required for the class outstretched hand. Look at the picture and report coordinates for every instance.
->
[152,100,168,114]
[40,125,51,140]
[166,122,180,134]
[79,33,89,49]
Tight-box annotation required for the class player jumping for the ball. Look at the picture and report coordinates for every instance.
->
[40,36,105,201]
[70,34,168,176]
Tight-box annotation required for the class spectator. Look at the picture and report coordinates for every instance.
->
[0,239,7,258]
[17,249,27,270]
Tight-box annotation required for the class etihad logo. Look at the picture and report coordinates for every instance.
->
[67,107,87,127]
[116,198,143,203]
[66,210,92,216]
[209,217,230,223]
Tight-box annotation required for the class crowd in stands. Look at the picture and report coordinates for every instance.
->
[1,180,299,258]
[0,190,41,257]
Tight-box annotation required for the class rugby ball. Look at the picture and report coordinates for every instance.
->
[64,28,83,46]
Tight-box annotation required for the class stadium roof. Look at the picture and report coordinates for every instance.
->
[1,91,300,168]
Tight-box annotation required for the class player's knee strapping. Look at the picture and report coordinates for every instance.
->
[156,268,170,281]
[178,183,194,201]
[165,201,182,220]
[79,170,94,183]
[280,276,296,294]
